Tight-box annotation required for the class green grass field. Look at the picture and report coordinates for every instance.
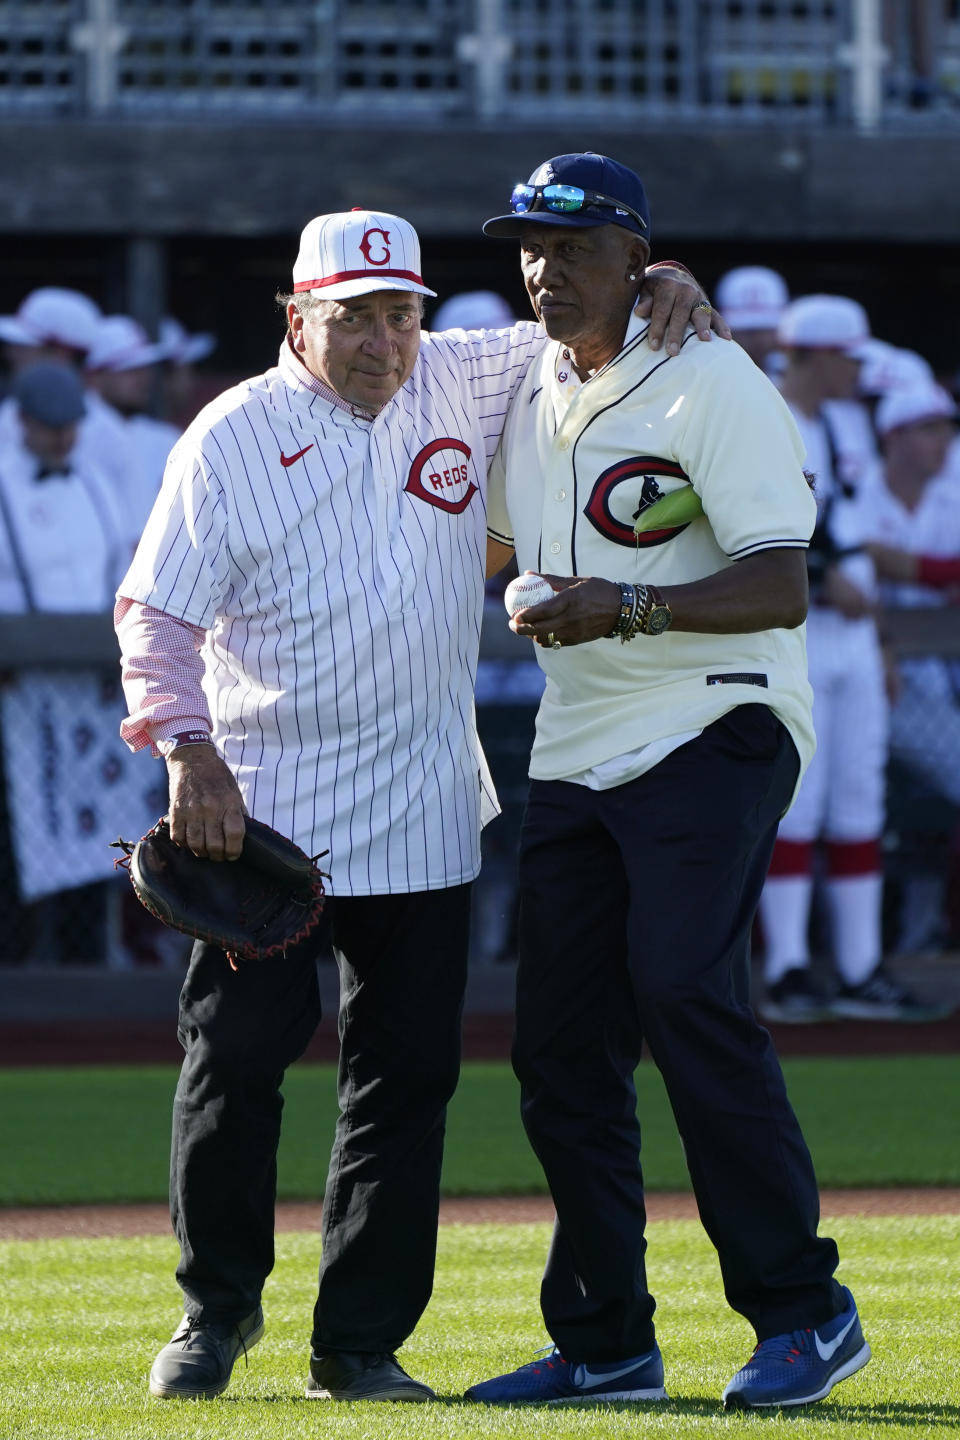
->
[2,1217,957,1439]
[1,1055,958,1206]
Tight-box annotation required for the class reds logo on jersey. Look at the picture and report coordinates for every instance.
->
[405,438,477,514]
[585,456,691,548]
[359,228,391,266]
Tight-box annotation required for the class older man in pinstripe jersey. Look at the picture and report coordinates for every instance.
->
[115,206,717,1405]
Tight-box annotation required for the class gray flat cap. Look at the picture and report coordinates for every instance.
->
[12,363,87,426]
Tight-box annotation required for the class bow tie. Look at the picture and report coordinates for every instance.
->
[34,465,72,482]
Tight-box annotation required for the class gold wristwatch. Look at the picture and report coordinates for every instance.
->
[642,585,673,636]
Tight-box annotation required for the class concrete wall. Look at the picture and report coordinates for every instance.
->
[3,121,959,242]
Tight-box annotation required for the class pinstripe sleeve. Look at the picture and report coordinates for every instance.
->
[428,322,546,465]
[118,435,231,629]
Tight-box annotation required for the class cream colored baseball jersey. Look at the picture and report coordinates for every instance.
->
[486,314,818,784]
[119,326,542,896]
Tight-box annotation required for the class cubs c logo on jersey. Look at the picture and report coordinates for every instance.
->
[359,228,391,266]
[585,456,692,548]
[405,438,477,514]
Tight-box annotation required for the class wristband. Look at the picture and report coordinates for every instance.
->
[166,730,213,753]
[606,582,636,638]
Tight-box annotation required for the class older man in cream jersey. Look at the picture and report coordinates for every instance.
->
[115,205,714,1406]
[468,152,870,1413]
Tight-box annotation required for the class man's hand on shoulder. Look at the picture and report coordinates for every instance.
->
[636,263,732,357]
[166,743,247,861]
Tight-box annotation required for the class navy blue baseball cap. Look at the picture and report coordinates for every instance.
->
[483,152,651,240]
[13,363,86,427]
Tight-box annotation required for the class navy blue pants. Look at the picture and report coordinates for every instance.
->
[514,705,843,1363]
[169,884,471,1354]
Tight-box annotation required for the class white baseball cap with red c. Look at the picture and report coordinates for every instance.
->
[293,210,437,302]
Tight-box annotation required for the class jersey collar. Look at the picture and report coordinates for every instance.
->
[548,310,650,424]
[278,337,378,424]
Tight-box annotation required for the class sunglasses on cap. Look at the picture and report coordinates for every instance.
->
[510,183,647,231]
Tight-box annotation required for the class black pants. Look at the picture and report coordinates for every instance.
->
[171,883,471,1353]
[514,706,843,1363]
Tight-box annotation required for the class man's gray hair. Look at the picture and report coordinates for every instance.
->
[276,290,326,322]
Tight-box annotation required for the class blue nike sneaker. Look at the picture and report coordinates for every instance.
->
[464,1344,668,1404]
[723,1286,871,1409]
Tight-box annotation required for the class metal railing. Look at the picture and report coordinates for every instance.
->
[1,0,958,130]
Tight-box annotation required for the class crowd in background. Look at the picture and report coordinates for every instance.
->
[0,273,957,1020]
[0,289,215,970]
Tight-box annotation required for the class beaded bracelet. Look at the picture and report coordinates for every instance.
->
[606,581,636,639]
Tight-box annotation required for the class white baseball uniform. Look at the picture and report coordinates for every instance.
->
[0,432,129,612]
[119,326,544,896]
[760,397,887,989]
[861,461,960,805]
[776,402,887,842]
[0,390,145,548]
[486,311,817,791]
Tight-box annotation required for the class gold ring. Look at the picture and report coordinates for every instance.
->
[693,300,712,313]
[546,632,555,647]
[551,638,562,650]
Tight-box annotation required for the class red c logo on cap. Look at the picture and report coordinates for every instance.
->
[359,229,392,266]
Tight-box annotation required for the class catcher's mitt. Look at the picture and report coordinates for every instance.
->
[113,816,328,964]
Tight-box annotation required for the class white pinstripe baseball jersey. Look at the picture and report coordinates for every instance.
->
[486,314,818,785]
[119,326,543,895]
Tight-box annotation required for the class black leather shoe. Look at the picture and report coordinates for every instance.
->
[306,1350,435,1401]
[149,1307,264,1398]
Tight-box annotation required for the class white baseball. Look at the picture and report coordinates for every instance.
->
[504,573,555,616]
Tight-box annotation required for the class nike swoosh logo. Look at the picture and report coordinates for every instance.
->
[574,1361,645,1389]
[815,1312,857,1361]
[280,444,314,468]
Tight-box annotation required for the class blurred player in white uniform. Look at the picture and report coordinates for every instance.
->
[862,382,960,965]
[714,265,789,378]
[0,287,144,531]
[758,296,940,1021]
[0,286,101,378]
[85,315,181,538]
[0,364,134,964]
[0,364,128,611]
[158,316,217,430]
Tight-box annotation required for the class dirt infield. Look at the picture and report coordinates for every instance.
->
[4,1008,960,1066]
[2,1188,957,1241]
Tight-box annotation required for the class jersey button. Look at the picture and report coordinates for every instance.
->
[558,437,570,450]
[550,542,561,555]
[555,489,566,501]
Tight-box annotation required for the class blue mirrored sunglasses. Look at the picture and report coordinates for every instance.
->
[510,182,647,231]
